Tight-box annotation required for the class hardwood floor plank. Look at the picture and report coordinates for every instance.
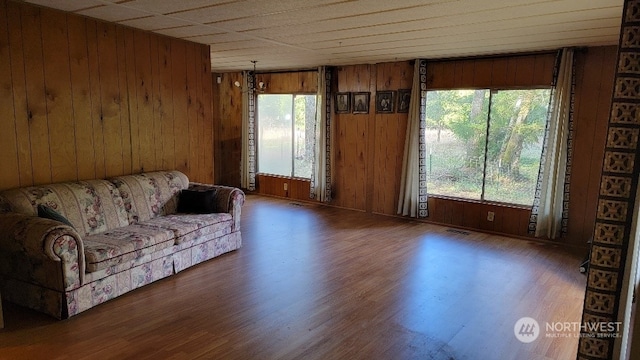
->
[0,195,586,359]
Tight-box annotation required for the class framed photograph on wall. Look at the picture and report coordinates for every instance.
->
[352,92,370,114]
[397,89,411,113]
[335,92,350,113]
[376,91,395,113]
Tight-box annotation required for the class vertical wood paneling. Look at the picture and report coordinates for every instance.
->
[460,61,475,86]
[214,72,242,188]
[490,58,508,87]
[7,1,33,186]
[473,59,492,87]
[158,37,175,172]
[41,7,76,182]
[0,0,19,189]
[365,65,376,213]
[372,61,412,216]
[186,43,200,180]
[96,21,122,178]
[133,31,155,173]
[86,18,106,179]
[68,15,96,181]
[201,45,214,183]
[21,5,51,185]
[123,27,140,173]
[255,71,317,94]
[194,42,205,182]
[149,33,164,173]
[566,46,617,246]
[171,39,189,174]
[427,53,555,89]
[513,55,535,86]
[0,0,215,190]
[116,26,132,176]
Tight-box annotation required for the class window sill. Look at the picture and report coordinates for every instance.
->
[257,173,311,182]
[428,194,532,211]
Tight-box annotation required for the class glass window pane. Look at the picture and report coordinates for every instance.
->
[293,95,316,178]
[425,89,490,200]
[484,89,551,205]
[258,94,293,176]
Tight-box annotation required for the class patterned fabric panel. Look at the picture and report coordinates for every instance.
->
[109,171,189,224]
[173,231,242,273]
[2,279,66,319]
[83,225,175,272]
[0,212,84,291]
[137,213,233,244]
[83,245,175,284]
[0,180,129,237]
[67,254,175,318]
[174,218,233,248]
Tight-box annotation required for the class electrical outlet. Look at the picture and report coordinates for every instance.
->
[487,211,495,222]
[284,183,288,191]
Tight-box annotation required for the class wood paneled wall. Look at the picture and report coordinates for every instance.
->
[214,70,318,194]
[0,0,214,190]
[213,72,243,188]
[427,52,556,89]
[214,49,616,244]
[333,62,414,213]
[566,46,617,245]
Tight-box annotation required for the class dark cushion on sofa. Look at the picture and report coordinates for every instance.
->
[37,204,75,229]
[177,189,217,214]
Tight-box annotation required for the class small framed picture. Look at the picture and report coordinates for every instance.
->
[376,91,395,113]
[397,89,411,113]
[352,92,370,114]
[335,92,350,113]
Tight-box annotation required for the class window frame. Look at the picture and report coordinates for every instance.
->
[256,92,317,179]
[424,86,552,208]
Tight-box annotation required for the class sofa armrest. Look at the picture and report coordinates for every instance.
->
[188,183,245,231]
[0,212,85,291]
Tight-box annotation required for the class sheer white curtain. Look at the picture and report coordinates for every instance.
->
[397,60,427,217]
[533,48,574,238]
[310,66,332,201]
[240,70,256,191]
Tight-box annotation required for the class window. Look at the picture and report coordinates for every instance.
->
[425,88,551,206]
[257,94,316,178]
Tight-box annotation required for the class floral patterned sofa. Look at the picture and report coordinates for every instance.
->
[0,171,244,319]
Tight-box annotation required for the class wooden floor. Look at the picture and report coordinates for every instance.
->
[0,195,587,360]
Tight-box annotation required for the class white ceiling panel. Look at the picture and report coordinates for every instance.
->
[24,0,625,72]
[154,24,221,38]
[24,0,104,12]
[114,0,239,15]
[119,15,194,31]
[78,4,152,22]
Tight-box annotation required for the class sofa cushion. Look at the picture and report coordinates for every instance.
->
[37,204,75,229]
[109,171,189,224]
[177,189,217,214]
[137,213,233,246]
[0,180,130,237]
[84,225,175,272]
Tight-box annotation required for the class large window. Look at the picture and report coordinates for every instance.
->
[257,94,316,178]
[425,88,551,206]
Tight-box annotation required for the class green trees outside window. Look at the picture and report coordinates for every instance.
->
[425,88,551,206]
[257,94,316,178]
